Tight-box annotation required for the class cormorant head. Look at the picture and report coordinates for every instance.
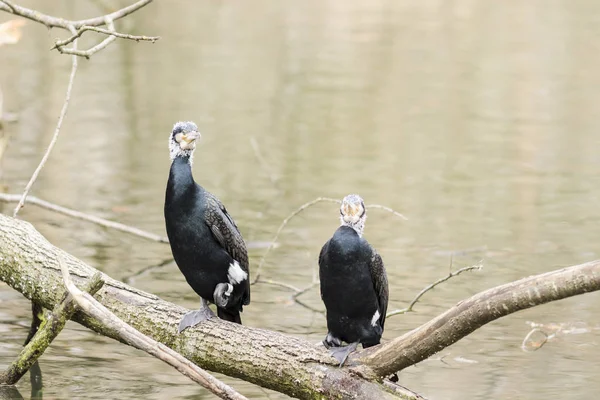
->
[340,194,366,237]
[169,121,201,161]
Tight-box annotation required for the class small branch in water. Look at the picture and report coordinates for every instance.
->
[520,320,600,352]
[0,272,104,385]
[0,193,169,243]
[57,256,248,400]
[386,262,483,318]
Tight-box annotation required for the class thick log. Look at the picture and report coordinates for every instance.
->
[0,214,401,400]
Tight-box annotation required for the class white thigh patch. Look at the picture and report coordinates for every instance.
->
[225,283,233,296]
[227,260,248,285]
[371,310,381,327]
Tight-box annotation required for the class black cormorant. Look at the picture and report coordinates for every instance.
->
[164,121,250,331]
[319,194,389,364]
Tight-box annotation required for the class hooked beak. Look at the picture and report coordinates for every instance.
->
[341,203,361,222]
[182,130,200,143]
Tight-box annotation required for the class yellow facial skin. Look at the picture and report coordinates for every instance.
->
[341,201,364,224]
[175,131,200,151]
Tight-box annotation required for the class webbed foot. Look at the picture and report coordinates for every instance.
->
[328,342,359,367]
[178,301,216,333]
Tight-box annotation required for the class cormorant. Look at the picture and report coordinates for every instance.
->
[164,121,250,331]
[319,194,389,365]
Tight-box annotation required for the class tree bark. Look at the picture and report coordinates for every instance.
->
[2,213,600,399]
[0,215,401,400]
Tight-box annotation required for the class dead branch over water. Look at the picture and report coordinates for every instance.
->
[1,214,600,399]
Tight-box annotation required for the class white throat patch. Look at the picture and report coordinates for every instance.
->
[340,214,366,237]
[228,261,248,285]
[169,137,195,164]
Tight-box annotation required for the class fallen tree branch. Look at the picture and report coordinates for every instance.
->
[0,193,169,243]
[0,214,404,400]
[354,259,600,377]
[57,256,247,400]
[0,273,104,385]
[3,214,600,398]
[386,263,483,317]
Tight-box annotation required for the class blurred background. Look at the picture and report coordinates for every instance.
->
[1,0,600,399]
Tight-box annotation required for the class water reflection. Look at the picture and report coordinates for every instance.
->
[1,0,600,399]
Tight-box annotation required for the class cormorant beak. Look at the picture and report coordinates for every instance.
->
[182,130,201,143]
[342,203,362,223]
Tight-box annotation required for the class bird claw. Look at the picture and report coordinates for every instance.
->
[178,307,216,333]
[328,342,359,367]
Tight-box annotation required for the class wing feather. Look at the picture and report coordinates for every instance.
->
[369,249,388,330]
[204,192,250,304]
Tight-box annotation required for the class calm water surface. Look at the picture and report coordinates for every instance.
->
[1,1,600,399]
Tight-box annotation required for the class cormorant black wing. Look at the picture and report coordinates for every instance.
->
[204,192,250,304]
[368,249,388,330]
[318,240,330,301]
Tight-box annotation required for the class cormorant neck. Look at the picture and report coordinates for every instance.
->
[169,146,195,165]
[168,155,196,198]
[340,217,366,237]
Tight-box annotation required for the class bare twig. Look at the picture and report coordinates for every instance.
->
[12,26,78,217]
[253,197,408,283]
[0,193,169,243]
[58,256,248,400]
[252,197,340,283]
[255,277,302,293]
[254,277,322,313]
[0,273,104,385]
[250,137,278,186]
[386,262,483,318]
[0,0,15,13]
[366,204,409,221]
[52,25,159,49]
[0,0,153,30]
[56,18,117,59]
[293,281,319,300]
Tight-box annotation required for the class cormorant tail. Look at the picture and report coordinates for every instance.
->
[217,307,242,324]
